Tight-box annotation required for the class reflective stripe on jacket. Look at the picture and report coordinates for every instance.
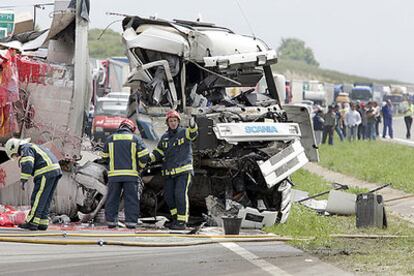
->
[19,144,62,182]
[102,129,150,182]
[151,125,198,176]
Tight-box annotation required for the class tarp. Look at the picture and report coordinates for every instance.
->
[0,49,20,138]
[0,205,28,227]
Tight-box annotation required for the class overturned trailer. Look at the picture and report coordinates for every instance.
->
[0,0,93,217]
[121,16,319,224]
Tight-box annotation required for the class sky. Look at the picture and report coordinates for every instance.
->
[2,0,414,83]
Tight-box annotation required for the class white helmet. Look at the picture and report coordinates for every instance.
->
[5,138,31,159]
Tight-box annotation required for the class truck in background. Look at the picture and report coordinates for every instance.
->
[372,84,388,104]
[350,83,373,103]
[324,83,335,106]
[91,57,131,98]
[302,80,326,106]
[253,73,287,104]
[285,80,304,104]
[384,85,407,113]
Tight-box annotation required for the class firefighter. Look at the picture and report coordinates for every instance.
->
[101,119,150,229]
[5,138,62,231]
[150,110,198,230]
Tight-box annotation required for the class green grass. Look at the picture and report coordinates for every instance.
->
[318,140,414,193]
[265,169,414,275]
[266,169,403,242]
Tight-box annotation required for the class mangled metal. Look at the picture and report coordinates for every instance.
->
[120,15,319,224]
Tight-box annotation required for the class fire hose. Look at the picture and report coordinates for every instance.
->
[0,232,302,247]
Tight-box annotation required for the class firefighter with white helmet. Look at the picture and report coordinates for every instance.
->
[5,137,62,231]
[150,110,198,230]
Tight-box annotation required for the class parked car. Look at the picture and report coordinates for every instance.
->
[92,97,128,142]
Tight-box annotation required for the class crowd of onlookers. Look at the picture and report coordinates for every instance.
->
[312,99,414,146]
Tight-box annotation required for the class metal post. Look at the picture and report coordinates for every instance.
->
[33,5,36,30]
[69,0,90,158]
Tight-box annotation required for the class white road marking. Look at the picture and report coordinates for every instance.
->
[220,242,292,276]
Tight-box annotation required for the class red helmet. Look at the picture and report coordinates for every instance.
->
[119,119,136,132]
[166,110,181,121]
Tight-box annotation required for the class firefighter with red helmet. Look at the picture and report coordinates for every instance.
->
[101,119,150,229]
[150,110,198,230]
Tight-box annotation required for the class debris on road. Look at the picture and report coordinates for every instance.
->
[0,205,29,227]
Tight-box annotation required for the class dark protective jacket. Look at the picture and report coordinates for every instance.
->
[102,128,150,182]
[313,112,324,131]
[151,125,198,176]
[382,104,393,120]
[19,143,62,182]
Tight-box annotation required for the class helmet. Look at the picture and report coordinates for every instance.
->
[5,138,30,159]
[119,119,136,132]
[166,110,181,121]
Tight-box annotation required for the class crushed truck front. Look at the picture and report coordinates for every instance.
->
[121,16,319,225]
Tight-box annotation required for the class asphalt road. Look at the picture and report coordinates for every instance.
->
[382,116,407,139]
[379,116,414,146]
[0,240,351,276]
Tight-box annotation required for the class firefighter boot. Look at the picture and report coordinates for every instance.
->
[38,225,48,231]
[18,222,38,231]
[170,221,186,230]
[107,221,117,229]
[164,214,177,229]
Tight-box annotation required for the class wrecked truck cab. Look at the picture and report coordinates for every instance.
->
[121,16,319,226]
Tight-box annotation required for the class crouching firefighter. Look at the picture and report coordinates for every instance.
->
[101,119,150,229]
[150,110,198,230]
[5,138,62,231]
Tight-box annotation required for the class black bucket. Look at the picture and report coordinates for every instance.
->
[222,216,243,235]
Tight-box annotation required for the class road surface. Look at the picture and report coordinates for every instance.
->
[0,240,351,276]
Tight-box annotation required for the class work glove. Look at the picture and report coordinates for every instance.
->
[20,180,27,191]
[189,117,196,128]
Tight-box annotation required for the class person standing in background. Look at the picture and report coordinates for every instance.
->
[366,101,377,140]
[404,101,414,139]
[334,104,344,141]
[382,99,394,139]
[344,103,361,142]
[372,101,381,136]
[313,106,325,146]
[357,102,367,140]
[322,105,336,145]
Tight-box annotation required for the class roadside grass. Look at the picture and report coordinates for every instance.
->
[265,169,414,275]
[318,140,414,193]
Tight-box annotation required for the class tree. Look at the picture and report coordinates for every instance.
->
[277,38,319,67]
[88,28,125,58]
